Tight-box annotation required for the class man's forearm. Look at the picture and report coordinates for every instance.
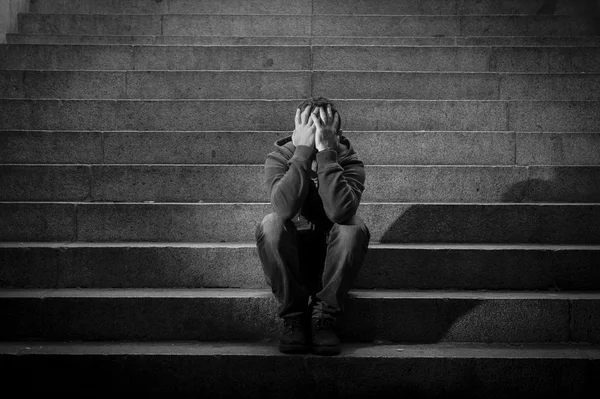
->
[316,149,365,224]
[267,145,315,219]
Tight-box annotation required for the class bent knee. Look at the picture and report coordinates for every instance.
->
[331,215,370,242]
[256,212,289,241]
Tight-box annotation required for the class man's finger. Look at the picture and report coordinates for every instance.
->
[310,113,322,128]
[295,108,301,126]
[333,112,340,132]
[319,107,327,125]
[301,105,311,124]
[327,104,333,122]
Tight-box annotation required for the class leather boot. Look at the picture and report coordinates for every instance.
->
[279,314,310,354]
[311,315,341,356]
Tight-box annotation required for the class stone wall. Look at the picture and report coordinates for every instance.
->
[0,0,29,44]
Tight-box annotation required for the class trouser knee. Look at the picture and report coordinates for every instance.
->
[328,215,370,248]
[255,212,292,243]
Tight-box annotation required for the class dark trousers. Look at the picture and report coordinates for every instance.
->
[255,212,370,319]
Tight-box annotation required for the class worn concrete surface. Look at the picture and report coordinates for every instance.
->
[0,99,521,131]
[0,341,597,397]
[0,44,311,70]
[0,130,519,166]
[1,288,596,342]
[30,0,312,14]
[509,101,600,132]
[9,34,600,46]
[0,203,75,241]
[0,164,537,203]
[4,70,600,101]
[0,202,590,243]
[0,131,103,164]
[19,14,313,36]
[500,74,600,101]
[528,166,600,202]
[2,202,599,243]
[0,165,91,201]
[1,243,599,290]
[516,133,600,165]
[0,70,311,100]
[315,0,546,15]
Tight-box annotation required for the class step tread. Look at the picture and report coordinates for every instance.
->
[8,33,600,46]
[3,242,599,250]
[3,200,600,205]
[2,288,599,300]
[1,341,599,358]
[5,43,600,47]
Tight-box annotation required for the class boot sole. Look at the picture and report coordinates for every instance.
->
[279,343,310,354]
[312,345,341,356]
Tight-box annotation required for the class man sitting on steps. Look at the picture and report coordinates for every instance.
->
[255,97,370,356]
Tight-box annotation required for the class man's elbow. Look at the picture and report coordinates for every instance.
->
[327,203,358,225]
[272,207,295,221]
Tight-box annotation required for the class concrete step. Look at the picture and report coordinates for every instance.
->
[1,341,598,398]
[26,0,585,16]
[29,0,312,15]
[2,99,600,132]
[314,0,591,16]
[8,33,600,46]
[18,14,312,37]
[2,165,599,203]
[3,70,600,101]
[1,202,598,244]
[2,242,599,291]
[0,44,311,71]
[17,14,591,37]
[3,131,600,166]
[0,70,312,100]
[1,288,598,342]
[2,44,599,73]
[313,46,600,73]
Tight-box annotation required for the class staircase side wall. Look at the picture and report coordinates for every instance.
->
[0,0,29,44]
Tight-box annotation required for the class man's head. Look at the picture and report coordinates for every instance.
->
[297,97,342,133]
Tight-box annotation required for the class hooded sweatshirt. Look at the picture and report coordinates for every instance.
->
[264,135,365,229]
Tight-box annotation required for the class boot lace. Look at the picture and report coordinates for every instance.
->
[314,317,335,332]
[283,317,304,334]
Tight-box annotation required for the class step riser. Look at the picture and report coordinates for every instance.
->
[18,14,589,37]
[30,0,312,15]
[19,14,313,37]
[2,245,598,290]
[2,165,600,203]
[3,131,600,167]
[0,71,312,100]
[2,45,599,73]
[0,45,312,71]
[4,71,600,101]
[27,0,581,16]
[315,46,600,73]
[2,346,597,398]
[2,100,600,132]
[9,34,600,46]
[1,203,598,244]
[2,292,597,342]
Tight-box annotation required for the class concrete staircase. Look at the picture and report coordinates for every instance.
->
[1,0,600,396]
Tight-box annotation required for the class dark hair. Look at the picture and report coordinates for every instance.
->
[297,96,342,131]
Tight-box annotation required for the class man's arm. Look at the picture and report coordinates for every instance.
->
[312,105,365,224]
[264,106,318,220]
[265,145,315,220]
[316,150,365,224]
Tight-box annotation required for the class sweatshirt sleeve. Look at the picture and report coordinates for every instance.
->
[264,144,316,220]
[316,148,365,224]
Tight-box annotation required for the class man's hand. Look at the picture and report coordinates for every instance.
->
[311,104,340,152]
[292,105,316,148]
